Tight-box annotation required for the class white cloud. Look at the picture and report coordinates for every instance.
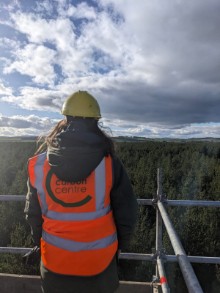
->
[0,80,13,96]
[35,0,54,15]
[12,12,76,50]
[102,118,220,139]
[66,2,97,19]
[0,37,20,51]
[0,0,21,12]
[2,86,63,111]
[0,0,219,137]
[7,12,94,76]
[0,114,58,136]
[1,114,220,139]
[6,3,135,77]
[4,43,57,85]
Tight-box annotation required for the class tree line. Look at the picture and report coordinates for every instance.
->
[0,140,219,292]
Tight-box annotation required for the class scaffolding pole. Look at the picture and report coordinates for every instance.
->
[156,169,163,253]
[157,201,204,293]
[153,168,171,293]
[0,195,26,201]
[119,253,154,261]
[165,255,220,264]
[1,195,220,208]
[1,248,219,266]
[0,247,30,254]
[157,258,170,293]
[119,253,220,264]
[165,200,220,207]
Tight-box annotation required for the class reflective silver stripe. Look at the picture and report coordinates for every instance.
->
[32,154,111,218]
[34,153,48,215]
[95,158,106,210]
[47,205,110,221]
[42,230,117,252]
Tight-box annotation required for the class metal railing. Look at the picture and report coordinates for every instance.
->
[121,169,220,293]
[0,169,220,293]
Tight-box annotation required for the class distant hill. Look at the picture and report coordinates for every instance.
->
[0,135,220,143]
[0,136,37,142]
[112,136,220,143]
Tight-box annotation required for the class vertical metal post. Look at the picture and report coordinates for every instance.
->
[156,168,163,252]
[157,201,204,293]
[153,168,164,293]
[157,258,170,293]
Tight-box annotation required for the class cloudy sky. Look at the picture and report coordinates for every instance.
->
[0,0,220,138]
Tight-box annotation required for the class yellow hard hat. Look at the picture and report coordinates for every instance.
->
[61,91,101,118]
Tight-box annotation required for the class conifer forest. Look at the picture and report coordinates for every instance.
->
[0,139,219,293]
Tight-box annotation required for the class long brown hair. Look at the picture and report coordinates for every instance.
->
[35,117,115,155]
[97,122,115,155]
[35,119,67,154]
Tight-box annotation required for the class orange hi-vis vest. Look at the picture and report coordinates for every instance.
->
[28,152,118,276]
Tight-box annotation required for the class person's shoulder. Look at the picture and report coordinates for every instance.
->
[28,152,47,166]
[110,154,124,167]
[109,153,119,165]
[109,154,124,181]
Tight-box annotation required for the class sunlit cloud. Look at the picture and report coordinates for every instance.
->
[0,114,58,136]
[0,81,13,96]
[0,0,219,138]
[4,44,57,85]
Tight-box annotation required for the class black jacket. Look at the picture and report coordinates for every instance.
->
[25,120,138,251]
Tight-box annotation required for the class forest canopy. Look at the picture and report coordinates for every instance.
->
[0,139,219,292]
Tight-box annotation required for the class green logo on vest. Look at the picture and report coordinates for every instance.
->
[46,169,92,207]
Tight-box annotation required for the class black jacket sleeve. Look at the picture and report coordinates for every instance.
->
[110,156,138,250]
[24,178,43,247]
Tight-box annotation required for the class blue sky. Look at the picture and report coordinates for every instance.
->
[0,0,220,138]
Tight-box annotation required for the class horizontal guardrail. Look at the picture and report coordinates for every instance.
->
[1,188,220,293]
[1,248,219,265]
[119,253,220,264]
[1,195,220,208]
[0,195,26,201]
